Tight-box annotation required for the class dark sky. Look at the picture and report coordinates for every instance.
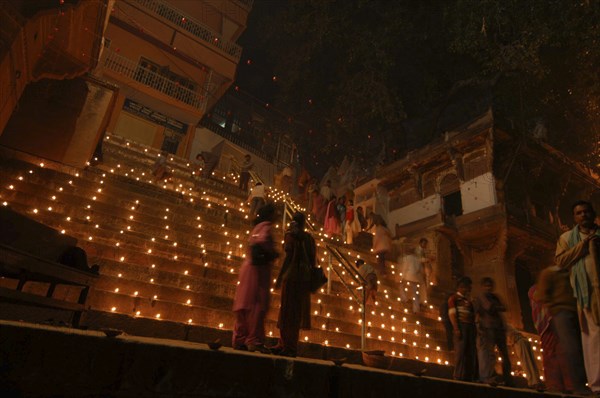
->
[234,1,284,106]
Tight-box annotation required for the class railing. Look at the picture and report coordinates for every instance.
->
[102,49,207,110]
[201,119,275,162]
[233,0,254,11]
[131,0,242,60]
[327,245,368,349]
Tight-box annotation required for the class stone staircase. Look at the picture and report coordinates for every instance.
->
[1,134,539,379]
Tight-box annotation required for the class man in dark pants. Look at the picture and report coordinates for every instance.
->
[439,293,454,351]
[535,265,592,395]
[239,154,253,192]
[474,277,513,386]
[448,276,477,381]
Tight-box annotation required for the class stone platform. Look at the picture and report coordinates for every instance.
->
[0,320,554,398]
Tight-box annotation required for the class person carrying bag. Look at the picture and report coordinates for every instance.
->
[272,212,319,357]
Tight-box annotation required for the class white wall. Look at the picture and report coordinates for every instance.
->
[460,172,497,214]
[189,126,276,186]
[189,126,226,158]
[388,194,441,227]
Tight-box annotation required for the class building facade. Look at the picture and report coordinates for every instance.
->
[0,0,111,165]
[356,109,600,329]
[95,0,251,157]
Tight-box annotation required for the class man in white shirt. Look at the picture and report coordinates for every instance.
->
[400,247,424,313]
[248,182,266,218]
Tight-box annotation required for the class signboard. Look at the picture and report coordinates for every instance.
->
[123,98,188,135]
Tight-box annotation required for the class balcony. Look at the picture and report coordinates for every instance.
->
[130,0,242,61]
[200,118,275,162]
[101,49,207,111]
[234,0,254,11]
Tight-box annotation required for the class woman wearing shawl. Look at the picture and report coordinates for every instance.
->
[232,203,278,353]
[272,212,317,357]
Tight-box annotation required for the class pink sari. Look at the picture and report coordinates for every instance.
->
[324,199,341,235]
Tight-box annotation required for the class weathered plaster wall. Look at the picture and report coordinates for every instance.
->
[461,172,497,215]
[388,194,440,227]
[189,126,276,186]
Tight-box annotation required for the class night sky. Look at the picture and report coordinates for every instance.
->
[232,1,600,177]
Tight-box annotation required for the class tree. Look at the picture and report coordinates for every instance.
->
[247,0,600,174]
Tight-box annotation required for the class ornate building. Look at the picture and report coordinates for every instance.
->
[355,109,600,330]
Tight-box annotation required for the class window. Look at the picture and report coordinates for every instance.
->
[161,129,182,154]
[440,174,463,220]
[443,191,463,218]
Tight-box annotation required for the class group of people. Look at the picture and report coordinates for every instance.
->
[232,205,318,357]
[445,200,600,396]
[529,200,599,395]
[308,180,370,244]
[442,276,516,386]
[232,159,600,395]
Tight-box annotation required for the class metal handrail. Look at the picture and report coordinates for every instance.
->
[102,49,207,110]
[327,246,368,350]
[130,0,242,60]
[233,0,254,11]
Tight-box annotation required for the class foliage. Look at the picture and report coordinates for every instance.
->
[248,0,599,173]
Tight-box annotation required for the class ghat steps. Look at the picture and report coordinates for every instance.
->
[0,135,541,378]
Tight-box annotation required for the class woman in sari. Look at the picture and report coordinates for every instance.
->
[324,195,341,236]
[232,203,278,353]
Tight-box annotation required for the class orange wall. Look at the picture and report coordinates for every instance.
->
[0,78,117,167]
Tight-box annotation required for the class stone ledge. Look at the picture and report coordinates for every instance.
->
[0,320,552,398]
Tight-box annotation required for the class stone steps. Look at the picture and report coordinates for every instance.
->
[0,145,454,365]
[3,198,448,356]
[0,156,250,231]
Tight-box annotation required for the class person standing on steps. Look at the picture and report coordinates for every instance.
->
[191,153,205,179]
[448,276,478,382]
[272,212,317,357]
[151,151,172,182]
[232,203,278,353]
[532,270,590,394]
[371,216,392,276]
[555,200,600,394]
[399,247,424,314]
[474,277,513,387]
[239,154,254,192]
[357,259,378,305]
[415,238,435,302]
[247,182,266,218]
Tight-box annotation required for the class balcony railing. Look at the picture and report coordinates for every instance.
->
[234,0,254,11]
[200,118,275,162]
[102,49,207,110]
[130,0,242,61]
